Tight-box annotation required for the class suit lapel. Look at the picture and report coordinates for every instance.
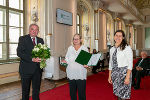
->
[37,37,40,45]
[27,34,34,49]
[27,34,41,46]
[37,37,43,44]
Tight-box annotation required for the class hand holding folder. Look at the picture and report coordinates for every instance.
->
[75,50,101,66]
[60,57,68,67]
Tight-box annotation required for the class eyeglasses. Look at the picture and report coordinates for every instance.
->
[73,39,80,41]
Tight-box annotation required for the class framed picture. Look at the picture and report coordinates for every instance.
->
[56,8,73,26]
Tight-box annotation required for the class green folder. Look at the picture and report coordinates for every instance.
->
[75,50,92,65]
[75,50,101,66]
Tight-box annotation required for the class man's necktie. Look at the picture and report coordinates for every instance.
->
[32,38,36,46]
[138,59,143,66]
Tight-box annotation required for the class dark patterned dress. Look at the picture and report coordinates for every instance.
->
[111,48,132,99]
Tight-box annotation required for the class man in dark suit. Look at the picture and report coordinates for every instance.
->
[17,24,44,100]
[132,51,150,90]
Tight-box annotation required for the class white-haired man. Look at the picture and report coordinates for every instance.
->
[132,51,150,90]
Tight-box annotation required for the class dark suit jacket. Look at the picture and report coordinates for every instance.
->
[17,34,44,75]
[134,58,150,71]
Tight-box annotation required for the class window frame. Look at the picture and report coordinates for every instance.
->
[0,0,25,64]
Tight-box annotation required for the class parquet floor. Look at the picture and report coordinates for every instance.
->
[0,78,68,100]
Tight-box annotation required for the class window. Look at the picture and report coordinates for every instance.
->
[118,21,122,30]
[77,14,80,34]
[0,0,24,62]
[0,0,6,6]
[145,27,150,48]
[129,26,133,48]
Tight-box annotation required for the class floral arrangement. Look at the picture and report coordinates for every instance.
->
[32,43,51,69]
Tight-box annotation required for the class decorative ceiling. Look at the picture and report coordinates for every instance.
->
[77,0,89,13]
[90,0,150,24]
[130,0,150,9]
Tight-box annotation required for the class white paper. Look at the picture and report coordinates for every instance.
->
[87,53,101,66]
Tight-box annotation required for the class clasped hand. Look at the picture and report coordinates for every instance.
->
[136,66,143,71]
[83,65,89,68]
[61,60,67,63]
[61,60,89,68]
[32,57,41,62]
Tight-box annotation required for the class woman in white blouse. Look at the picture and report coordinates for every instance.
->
[108,30,133,100]
[62,34,88,100]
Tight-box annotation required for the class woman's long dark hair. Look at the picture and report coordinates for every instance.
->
[114,30,128,50]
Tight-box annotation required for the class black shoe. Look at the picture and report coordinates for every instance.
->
[134,86,140,90]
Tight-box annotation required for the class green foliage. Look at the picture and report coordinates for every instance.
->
[32,43,51,69]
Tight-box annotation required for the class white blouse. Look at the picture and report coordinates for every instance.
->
[65,45,88,80]
[109,45,133,70]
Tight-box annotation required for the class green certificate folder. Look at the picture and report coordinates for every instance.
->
[75,50,101,66]
[75,50,92,65]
